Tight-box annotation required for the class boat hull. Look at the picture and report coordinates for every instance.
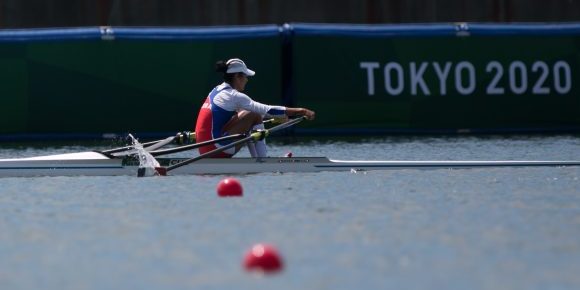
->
[0,153,579,177]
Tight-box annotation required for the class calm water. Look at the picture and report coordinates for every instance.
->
[0,135,579,290]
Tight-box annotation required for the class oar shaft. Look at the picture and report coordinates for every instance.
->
[165,134,258,172]
[104,119,278,155]
[266,116,306,133]
[102,139,168,154]
[150,134,245,156]
[162,117,306,174]
[102,131,197,155]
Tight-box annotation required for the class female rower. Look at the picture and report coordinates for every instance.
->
[195,58,315,158]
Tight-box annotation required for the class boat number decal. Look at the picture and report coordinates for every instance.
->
[278,159,310,163]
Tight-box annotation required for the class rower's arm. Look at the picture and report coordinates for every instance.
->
[234,91,315,120]
[286,108,316,120]
[235,92,286,117]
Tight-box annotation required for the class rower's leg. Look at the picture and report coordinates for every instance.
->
[251,122,268,157]
[247,141,258,157]
[222,111,264,155]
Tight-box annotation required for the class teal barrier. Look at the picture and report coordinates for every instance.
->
[288,23,580,134]
[0,26,282,139]
[0,23,579,140]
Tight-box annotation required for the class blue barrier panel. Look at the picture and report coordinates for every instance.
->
[111,25,281,40]
[466,23,580,35]
[287,23,458,37]
[0,27,103,42]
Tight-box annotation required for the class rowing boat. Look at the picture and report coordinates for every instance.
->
[1,118,578,177]
[0,151,578,177]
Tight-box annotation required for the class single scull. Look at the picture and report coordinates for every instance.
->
[1,117,578,177]
[0,151,578,177]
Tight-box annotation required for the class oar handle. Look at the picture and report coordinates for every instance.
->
[267,116,306,133]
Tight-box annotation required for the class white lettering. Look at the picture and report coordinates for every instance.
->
[531,61,550,94]
[553,61,572,94]
[433,62,452,95]
[455,61,476,95]
[384,62,404,95]
[360,60,573,97]
[486,61,505,95]
[410,62,430,95]
[509,61,528,95]
[360,62,380,96]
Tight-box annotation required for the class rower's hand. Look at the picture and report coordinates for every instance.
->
[285,107,315,120]
[302,108,316,120]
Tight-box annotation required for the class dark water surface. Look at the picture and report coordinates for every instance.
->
[1,135,579,290]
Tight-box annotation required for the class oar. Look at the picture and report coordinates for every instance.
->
[105,136,175,157]
[150,116,306,176]
[152,118,274,152]
[102,119,278,156]
[101,131,195,156]
[149,133,245,156]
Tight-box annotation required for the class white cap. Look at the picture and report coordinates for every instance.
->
[226,58,255,76]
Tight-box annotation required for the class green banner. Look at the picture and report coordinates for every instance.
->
[0,38,281,135]
[1,25,579,138]
[292,35,580,132]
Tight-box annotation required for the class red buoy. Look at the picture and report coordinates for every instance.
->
[217,178,243,197]
[243,243,284,274]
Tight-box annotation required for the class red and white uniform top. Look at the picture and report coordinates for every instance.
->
[195,82,286,155]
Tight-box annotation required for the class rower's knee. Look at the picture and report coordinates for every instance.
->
[251,112,263,124]
[239,111,263,124]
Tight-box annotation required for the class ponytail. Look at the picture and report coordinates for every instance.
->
[215,60,228,73]
[215,60,235,83]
